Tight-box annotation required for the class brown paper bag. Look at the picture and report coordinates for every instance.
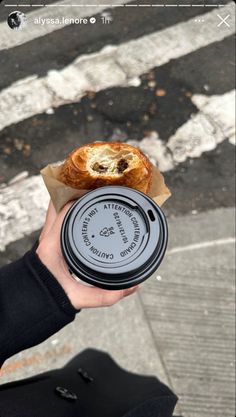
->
[40,162,171,213]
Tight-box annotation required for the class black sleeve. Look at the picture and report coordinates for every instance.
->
[0,248,78,365]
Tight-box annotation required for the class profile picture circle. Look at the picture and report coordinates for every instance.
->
[7,11,27,30]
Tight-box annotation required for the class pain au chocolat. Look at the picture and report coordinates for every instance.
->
[59,142,153,193]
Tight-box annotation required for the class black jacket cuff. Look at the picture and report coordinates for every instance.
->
[24,249,78,317]
[0,248,79,364]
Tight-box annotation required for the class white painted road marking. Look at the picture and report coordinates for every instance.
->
[192,91,236,146]
[166,237,235,256]
[168,90,236,163]
[128,90,235,171]
[0,176,49,252]
[0,2,235,132]
[0,0,132,51]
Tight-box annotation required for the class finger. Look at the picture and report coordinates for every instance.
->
[39,200,57,241]
[55,191,94,228]
[67,281,139,309]
[50,201,75,239]
[43,193,89,242]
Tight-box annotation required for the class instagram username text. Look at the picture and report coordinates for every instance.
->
[34,17,96,25]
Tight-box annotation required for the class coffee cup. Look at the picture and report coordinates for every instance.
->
[61,186,168,290]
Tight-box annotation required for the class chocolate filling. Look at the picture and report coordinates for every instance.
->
[93,162,108,173]
[117,159,129,173]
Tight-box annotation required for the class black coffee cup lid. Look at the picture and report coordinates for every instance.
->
[61,186,168,289]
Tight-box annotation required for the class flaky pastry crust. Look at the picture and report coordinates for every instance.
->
[59,142,153,194]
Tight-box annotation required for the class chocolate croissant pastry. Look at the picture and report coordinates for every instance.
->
[59,142,153,193]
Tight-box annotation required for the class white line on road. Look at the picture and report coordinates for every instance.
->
[0,2,235,132]
[167,90,236,163]
[0,0,132,51]
[0,176,49,252]
[128,90,235,172]
[166,237,235,256]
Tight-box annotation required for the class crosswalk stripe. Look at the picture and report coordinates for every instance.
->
[0,176,49,252]
[0,88,234,252]
[0,2,235,132]
[167,90,235,162]
[128,90,235,171]
[0,0,132,51]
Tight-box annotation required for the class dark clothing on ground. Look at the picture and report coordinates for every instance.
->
[0,248,177,416]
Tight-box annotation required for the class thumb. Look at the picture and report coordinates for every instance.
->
[49,200,76,240]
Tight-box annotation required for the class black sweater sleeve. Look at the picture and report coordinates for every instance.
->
[0,248,78,365]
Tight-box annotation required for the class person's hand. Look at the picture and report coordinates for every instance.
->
[36,199,139,310]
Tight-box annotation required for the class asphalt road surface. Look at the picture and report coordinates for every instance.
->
[0,1,235,416]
